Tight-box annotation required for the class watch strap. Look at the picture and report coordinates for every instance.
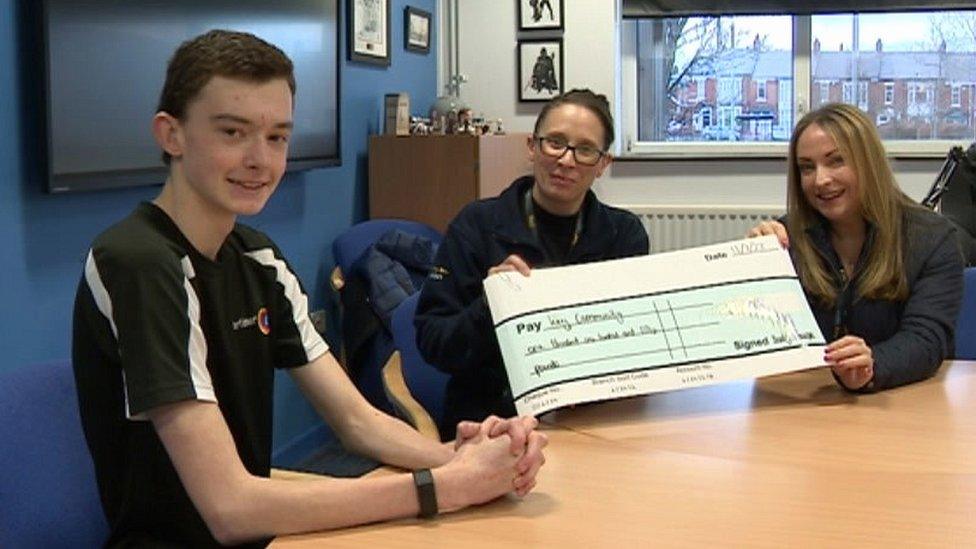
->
[412,468,438,518]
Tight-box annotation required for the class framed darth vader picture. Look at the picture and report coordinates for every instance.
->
[518,38,563,102]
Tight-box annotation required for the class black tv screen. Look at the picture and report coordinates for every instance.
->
[41,0,340,193]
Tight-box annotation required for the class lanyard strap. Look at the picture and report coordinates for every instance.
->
[523,186,583,264]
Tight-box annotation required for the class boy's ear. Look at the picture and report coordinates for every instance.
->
[152,111,184,161]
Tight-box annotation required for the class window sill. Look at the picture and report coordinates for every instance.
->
[619,139,967,160]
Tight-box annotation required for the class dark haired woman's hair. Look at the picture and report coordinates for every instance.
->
[533,89,614,150]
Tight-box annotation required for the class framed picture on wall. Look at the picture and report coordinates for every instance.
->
[518,0,564,31]
[404,6,431,53]
[518,38,563,102]
[348,0,391,66]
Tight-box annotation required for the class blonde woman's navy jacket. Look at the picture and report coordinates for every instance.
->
[798,206,964,392]
[415,176,649,436]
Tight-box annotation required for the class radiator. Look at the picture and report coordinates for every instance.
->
[628,205,784,253]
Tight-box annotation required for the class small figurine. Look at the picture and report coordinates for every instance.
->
[410,116,431,135]
[445,108,459,134]
[494,118,505,135]
[458,108,476,134]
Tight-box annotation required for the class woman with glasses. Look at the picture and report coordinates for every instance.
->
[415,89,649,438]
[749,103,963,392]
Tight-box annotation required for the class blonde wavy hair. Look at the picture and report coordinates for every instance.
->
[786,103,918,306]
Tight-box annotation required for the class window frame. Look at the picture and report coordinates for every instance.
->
[619,14,968,159]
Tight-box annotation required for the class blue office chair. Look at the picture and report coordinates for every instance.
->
[955,267,976,359]
[331,219,442,414]
[383,292,450,440]
[331,219,442,288]
[0,361,108,548]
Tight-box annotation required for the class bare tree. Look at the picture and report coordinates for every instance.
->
[637,16,769,141]
[922,12,976,140]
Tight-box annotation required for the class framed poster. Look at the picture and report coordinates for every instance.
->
[518,0,564,31]
[404,6,431,53]
[349,0,390,66]
[518,38,563,102]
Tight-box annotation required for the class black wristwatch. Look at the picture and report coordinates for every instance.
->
[412,468,438,519]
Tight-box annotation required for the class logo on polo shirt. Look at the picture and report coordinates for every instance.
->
[232,307,271,336]
[257,307,271,335]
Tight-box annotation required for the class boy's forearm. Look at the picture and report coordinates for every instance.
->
[340,407,454,469]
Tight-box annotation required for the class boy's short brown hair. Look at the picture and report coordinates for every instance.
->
[156,29,295,164]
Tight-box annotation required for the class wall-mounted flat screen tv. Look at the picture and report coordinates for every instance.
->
[41,0,340,193]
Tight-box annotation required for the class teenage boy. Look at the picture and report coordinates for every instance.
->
[73,29,546,547]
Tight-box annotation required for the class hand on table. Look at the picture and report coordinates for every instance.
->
[454,415,548,497]
[825,335,874,390]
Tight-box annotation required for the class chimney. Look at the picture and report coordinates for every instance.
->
[875,39,882,52]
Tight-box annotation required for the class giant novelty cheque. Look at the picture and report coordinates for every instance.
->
[484,235,827,416]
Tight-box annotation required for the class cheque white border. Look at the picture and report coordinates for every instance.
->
[513,346,824,416]
[484,236,828,416]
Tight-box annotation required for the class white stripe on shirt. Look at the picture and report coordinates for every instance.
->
[245,248,329,362]
[84,250,215,420]
[84,249,139,417]
[180,256,215,404]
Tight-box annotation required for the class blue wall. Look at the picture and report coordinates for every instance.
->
[0,0,437,458]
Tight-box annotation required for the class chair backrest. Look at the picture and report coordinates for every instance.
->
[0,361,108,548]
[332,219,443,277]
[385,292,450,438]
[955,267,976,359]
[331,219,442,415]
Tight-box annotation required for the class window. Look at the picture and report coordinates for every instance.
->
[776,79,793,140]
[718,77,743,104]
[628,15,788,146]
[622,10,976,156]
[693,106,714,131]
[694,76,706,101]
[908,82,929,105]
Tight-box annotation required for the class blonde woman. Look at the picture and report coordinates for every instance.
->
[749,103,964,392]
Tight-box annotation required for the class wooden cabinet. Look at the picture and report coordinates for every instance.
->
[368,133,532,233]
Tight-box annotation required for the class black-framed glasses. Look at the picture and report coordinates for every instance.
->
[534,135,606,166]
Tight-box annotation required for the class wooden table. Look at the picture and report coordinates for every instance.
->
[274,361,976,548]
